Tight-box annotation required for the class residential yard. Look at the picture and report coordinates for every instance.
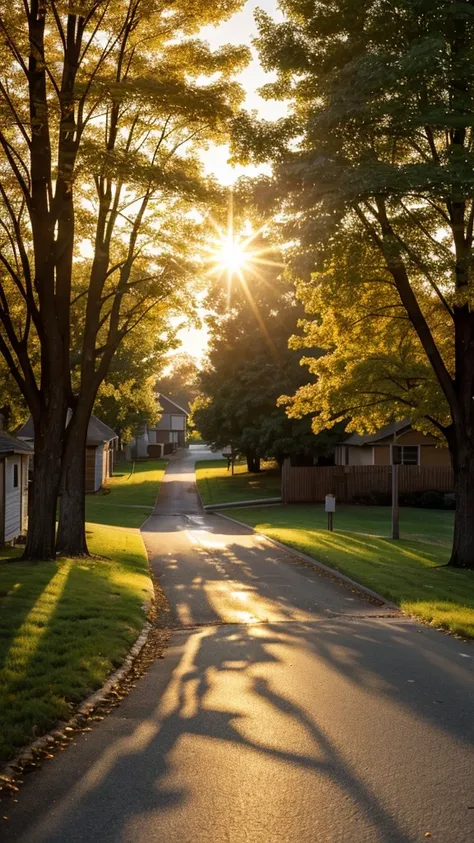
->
[0,459,166,764]
[0,525,153,764]
[86,458,167,528]
[229,503,474,639]
[196,459,281,505]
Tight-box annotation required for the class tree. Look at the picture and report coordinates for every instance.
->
[281,233,450,442]
[192,250,340,469]
[0,0,249,558]
[157,352,200,411]
[244,0,474,567]
[0,357,28,432]
[93,313,170,445]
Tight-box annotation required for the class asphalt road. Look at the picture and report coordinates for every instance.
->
[3,446,474,843]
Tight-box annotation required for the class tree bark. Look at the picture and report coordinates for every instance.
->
[56,418,89,557]
[23,410,66,561]
[448,432,474,568]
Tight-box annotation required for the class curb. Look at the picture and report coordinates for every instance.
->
[0,619,153,786]
[195,479,205,511]
[214,511,399,610]
[203,497,282,511]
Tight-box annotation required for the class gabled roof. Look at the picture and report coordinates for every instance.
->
[16,413,118,446]
[0,431,34,456]
[342,420,411,447]
[87,415,118,445]
[157,393,189,416]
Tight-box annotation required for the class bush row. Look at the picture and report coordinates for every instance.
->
[352,490,455,509]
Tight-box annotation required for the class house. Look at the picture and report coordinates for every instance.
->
[334,420,451,467]
[149,394,188,449]
[126,394,188,459]
[0,432,33,544]
[16,414,118,493]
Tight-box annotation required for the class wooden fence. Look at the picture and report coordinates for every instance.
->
[281,461,454,504]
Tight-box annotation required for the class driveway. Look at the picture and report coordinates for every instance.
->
[2,447,474,843]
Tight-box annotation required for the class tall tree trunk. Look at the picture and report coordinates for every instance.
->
[56,419,89,557]
[246,452,261,473]
[448,432,474,568]
[23,410,66,561]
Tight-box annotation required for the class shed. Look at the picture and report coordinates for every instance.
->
[16,414,118,493]
[0,432,33,544]
[85,416,119,492]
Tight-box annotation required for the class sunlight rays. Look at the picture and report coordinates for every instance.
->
[203,196,284,362]
[203,195,283,302]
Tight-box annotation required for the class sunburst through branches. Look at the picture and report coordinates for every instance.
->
[203,197,284,361]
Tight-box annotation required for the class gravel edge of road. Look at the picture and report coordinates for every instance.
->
[213,511,399,610]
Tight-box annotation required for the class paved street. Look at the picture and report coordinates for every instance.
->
[3,446,474,843]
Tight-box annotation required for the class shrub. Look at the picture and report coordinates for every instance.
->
[420,490,445,509]
[443,492,456,510]
[370,490,392,506]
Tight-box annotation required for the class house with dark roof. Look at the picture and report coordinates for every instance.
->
[149,394,188,449]
[16,414,118,493]
[335,420,451,467]
[0,431,33,544]
[125,394,188,459]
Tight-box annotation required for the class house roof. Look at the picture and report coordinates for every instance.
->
[342,420,411,447]
[16,413,118,446]
[86,416,119,446]
[0,431,34,456]
[157,393,189,416]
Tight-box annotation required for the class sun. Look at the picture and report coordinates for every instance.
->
[212,234,250,277]
[203,195,284,320]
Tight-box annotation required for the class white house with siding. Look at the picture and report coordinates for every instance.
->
[0,432,33,544]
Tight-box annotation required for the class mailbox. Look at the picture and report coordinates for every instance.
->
[325,494,336,513]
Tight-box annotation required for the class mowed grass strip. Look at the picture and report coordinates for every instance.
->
[0,524,153,764]
[86,458,167,528]
[229,504,474,639]
[195,459,281,506]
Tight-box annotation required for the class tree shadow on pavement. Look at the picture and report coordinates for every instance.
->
[9,518,474,843]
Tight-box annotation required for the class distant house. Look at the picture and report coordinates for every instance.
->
[0,432,33,544]
[126,394,188,459]
[16,414,118,493]
[149,394,188,449]
[335,420,451,467]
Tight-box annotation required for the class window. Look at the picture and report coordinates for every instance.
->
[12,463,19,488]
[392,445,419,466]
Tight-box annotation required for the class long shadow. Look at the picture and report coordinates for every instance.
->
[26,620,418,843]
[7,512,474,841]
[145,515,474,751]
[0,560,58,670]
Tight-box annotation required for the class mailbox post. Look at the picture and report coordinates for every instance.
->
[325,494,336,531]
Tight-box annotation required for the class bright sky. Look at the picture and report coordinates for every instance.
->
[176,0,283,363]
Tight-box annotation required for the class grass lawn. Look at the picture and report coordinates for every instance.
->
[86,458,167,528]
[229,503,474,639]
[0,524,153,764]
[195,459,281,506]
